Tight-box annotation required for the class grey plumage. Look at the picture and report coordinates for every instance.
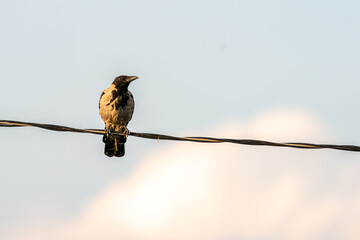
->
[99,75,137,157]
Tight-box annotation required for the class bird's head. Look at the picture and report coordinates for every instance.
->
[112,75,138,90]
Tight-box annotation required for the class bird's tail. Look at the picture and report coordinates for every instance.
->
[103,128,127,157]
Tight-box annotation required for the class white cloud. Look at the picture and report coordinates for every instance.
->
[4,108,360,240]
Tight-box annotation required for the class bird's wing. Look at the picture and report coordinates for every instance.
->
[99,91,105,108]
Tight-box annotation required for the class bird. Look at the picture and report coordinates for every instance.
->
[99,75,137,157]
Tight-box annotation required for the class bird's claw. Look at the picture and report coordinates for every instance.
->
[105,128,115,141]
[119,126,130,138]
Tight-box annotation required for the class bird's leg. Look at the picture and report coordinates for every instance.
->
[119,125,130,138]
[104,127,115,141]
[124,127,130,138]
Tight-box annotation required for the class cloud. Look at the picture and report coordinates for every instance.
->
[4,108,360,240]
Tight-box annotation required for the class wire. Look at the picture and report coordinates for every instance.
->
[0,119,359,152]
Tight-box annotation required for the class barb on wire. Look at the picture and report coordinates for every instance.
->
[0,120,359,152]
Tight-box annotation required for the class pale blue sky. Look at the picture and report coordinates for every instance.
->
[1,1,360,239]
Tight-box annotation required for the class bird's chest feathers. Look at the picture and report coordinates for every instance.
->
[99,88,134,125]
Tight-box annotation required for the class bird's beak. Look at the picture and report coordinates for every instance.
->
[126,76,138,82]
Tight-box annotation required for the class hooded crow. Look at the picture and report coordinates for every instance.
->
[99,75,137,157]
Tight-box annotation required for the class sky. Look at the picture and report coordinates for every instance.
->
[0,0,360,239]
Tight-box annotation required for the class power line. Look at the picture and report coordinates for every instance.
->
[0,119,359,152]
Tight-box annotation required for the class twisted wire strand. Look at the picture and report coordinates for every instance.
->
[1,120,359,152]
